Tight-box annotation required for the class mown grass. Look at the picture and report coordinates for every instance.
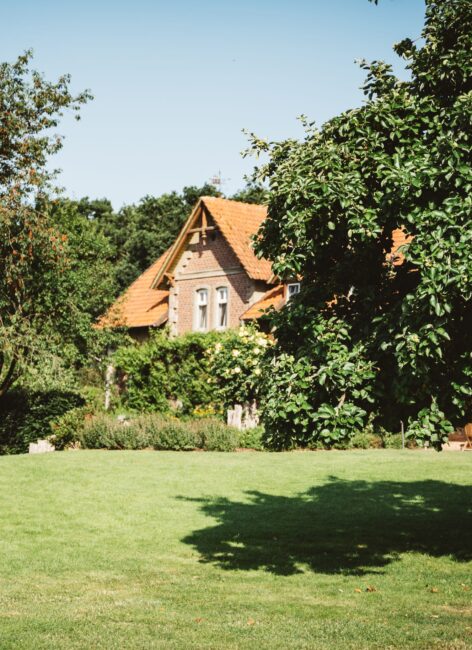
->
[0,449,470,649]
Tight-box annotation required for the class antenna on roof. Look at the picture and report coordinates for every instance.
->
[209,170,230,195]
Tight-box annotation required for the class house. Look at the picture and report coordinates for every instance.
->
[101,196,409,339]
[101,197,295,339]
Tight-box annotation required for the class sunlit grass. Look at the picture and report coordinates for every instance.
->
[0,450,470,649]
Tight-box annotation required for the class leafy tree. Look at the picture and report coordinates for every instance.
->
[43,198,119,366]
[250,0,471,449]
[231,182,268,205]
[0,51,91,395]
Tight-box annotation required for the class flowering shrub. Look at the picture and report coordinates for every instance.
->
[207,325,273,409]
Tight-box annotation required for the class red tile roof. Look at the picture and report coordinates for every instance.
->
[98,250,170,328]
[200,197,272,282]
[99,192,412,330]
[388,228,412,266]
[241,285,285,320]
[152,197,272,288]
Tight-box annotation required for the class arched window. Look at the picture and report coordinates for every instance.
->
[195,288,208,331]
[215,286,228,329]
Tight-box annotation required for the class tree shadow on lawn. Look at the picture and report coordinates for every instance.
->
[179,477,472,575]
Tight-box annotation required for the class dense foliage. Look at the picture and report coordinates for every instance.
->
[114,330,222,414]
[0,51,91,395]
[207,325,273,410]
[0,389,84,454]
[249,0,471,449]
[41,198,120,368]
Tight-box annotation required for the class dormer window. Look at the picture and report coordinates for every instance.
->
[287,283,300,301]
[215,287,228,329]
[196,288,208,330]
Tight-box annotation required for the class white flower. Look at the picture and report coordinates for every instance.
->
[253,347,261,355]
[254,368,261,376]
[233,366,241,374]
[214,342,222,352]
[232,349,240,357]
[256,337,268,348]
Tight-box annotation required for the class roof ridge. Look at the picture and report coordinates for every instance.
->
[201,195,267,209]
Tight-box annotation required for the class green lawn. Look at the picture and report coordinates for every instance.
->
[0,450,470,649]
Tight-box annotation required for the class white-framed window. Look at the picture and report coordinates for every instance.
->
[195,288,208,331]
[287,282,300,301]
[215,286,228,329]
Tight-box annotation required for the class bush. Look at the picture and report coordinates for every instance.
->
[81,414,152,450]
[238,426,264,450]
[347,431,383,449]
[193,419,240,452]
[49,407,90,450]
[383,433,404,449]
[207,325,273,410]
[79,413,241,452]
[406,399,454,451]
[0,389,85,455]
[151,419,200,451]
[259,318,376,450]
[114,330,222,414]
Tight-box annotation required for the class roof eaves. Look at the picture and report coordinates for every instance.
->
[150,199,204,289]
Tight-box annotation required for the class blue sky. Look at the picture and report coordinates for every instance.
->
[1,0,425,208]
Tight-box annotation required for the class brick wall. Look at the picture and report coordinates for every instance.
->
[169,229,257,335]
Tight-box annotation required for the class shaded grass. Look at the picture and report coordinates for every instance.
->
[0,450,470,649]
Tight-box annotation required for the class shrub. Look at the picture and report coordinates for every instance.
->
[193,419,240,452]
[114,330,222,414]
[81,414,152,450]
[78,413,240,452]
[383,433,404,449]
[259,318,376,450]
[238,426,264,450]
[406,399,454,451]
[347,431,383,449]
[49,407,90,450]
[0,389,85,455]
[151,419,200,451]
[207,325,273,410]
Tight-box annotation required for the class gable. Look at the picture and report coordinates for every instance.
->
[151,197,273,289]
[171,214,243,279]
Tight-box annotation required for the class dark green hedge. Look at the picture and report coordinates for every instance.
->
[0,389,84,455]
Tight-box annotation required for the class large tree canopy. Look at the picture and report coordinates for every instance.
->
[251,0,472,449]
[0,51,91,394]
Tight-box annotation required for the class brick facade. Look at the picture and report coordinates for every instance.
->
[169,226,258,335]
